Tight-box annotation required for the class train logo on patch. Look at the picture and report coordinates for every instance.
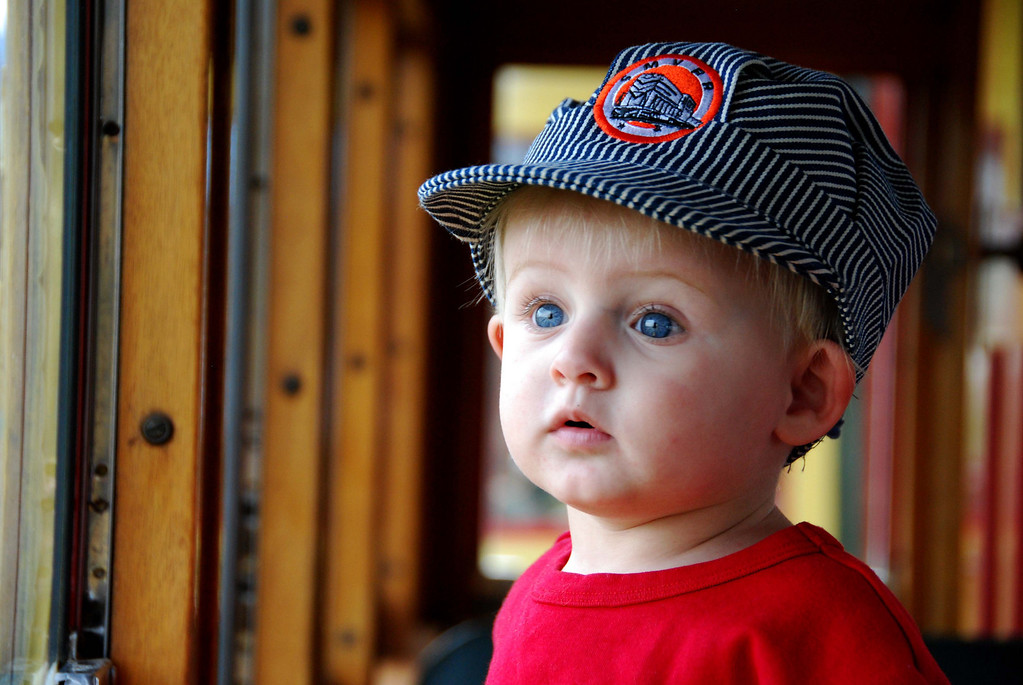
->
[595,54,723,143]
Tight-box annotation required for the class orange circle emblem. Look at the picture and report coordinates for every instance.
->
[594,54,723,144]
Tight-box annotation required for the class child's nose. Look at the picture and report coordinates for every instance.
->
[549,317,615,389]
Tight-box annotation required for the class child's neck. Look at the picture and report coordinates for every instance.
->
[561,501,791,574]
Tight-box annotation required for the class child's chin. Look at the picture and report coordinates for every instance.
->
[559,490,637,519]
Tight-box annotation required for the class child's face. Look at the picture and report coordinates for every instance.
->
[487,195,804,528]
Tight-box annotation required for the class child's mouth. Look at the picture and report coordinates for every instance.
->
[553,416,611,449]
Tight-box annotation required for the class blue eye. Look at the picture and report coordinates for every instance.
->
[533,303,565,328]
[636,311,676,339]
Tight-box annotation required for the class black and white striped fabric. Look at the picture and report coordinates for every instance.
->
[418,42,936,379]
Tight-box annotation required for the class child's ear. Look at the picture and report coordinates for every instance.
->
[487,314,505,360]
[775,340,855,448]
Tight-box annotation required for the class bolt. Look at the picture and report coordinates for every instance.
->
[282,374,302,396]
[101,120,121,137]
[291,14,312,36]
[356,82,376,100]
[140,412,174,446]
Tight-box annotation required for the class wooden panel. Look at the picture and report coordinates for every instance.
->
[376,45,435,658]
[891,0,979,633]
[111,1,211,682]
[376,45,434,658]
[914,61,975,636]
[254,0,335,682]
[890,280,922,603]
[322,1,391,682]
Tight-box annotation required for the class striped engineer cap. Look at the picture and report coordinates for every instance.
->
[418,41,937,379]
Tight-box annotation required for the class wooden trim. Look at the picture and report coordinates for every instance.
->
[254,0,335,682]
[914,71,974,635]
[891,2,979,632]
[376,44,434,659]
[322,1,391,682]
[890,278,923,603]
[111,1,212,681]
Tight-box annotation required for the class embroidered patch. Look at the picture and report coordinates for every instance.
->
[594,54,722,143]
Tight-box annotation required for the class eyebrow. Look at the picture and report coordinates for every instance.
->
[625,268,711,295]
[503,258,568,285]
[505,260,711,297]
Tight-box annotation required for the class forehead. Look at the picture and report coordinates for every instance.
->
[497,187,744,275]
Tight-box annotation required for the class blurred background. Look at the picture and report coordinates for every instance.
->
[1,0,1021,683]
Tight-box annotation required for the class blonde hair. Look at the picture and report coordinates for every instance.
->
[482,185,844,353]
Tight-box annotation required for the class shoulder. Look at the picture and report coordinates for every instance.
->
[777,524,913,621]
[732,523,947,683]
[747,524,915,637]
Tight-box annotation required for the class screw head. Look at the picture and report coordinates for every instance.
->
[140,412,174,446]
[101,120,121,137]
[290,14,312,35]
[281,374,302,396]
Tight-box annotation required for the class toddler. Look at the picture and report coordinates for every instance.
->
[420,41,948,683]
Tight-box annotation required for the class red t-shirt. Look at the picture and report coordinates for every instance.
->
[487,523,948,683]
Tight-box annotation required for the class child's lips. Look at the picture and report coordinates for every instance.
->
[549,411,612,448]
[552,422,613,449]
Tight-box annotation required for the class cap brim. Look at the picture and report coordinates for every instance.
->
[418,158,838,289]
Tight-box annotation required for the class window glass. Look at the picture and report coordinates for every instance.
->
[0,0,67,678]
